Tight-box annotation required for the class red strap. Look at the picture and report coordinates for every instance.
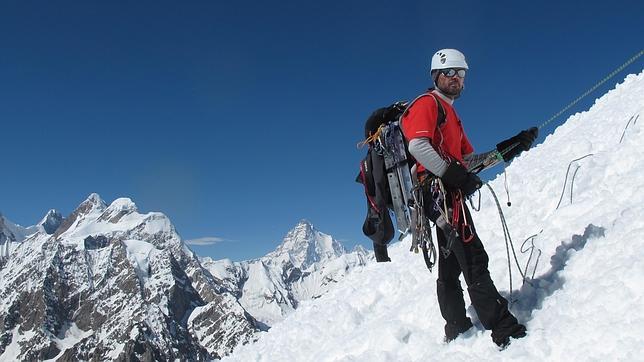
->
[360,160,380,213]
[451,191,474,243]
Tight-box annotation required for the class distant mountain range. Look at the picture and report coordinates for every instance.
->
[201,220,369,328]
[0,194,369,360]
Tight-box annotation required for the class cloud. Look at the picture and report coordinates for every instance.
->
[184,236,227,246]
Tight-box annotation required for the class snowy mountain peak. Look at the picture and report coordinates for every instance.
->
[270,220,345,270]
[0,215,16,245]
[98,198,139,223]
[0,196,258,360]
[53,193,107,237]
[108,197,138,211]
[38,209,63,235]
[202,221,368,328]
[79,193,108,213]
[296,218,313,227]
[0,214,29,244]
[0,214,31,259]
[291,219,315,238]
[351,244,369,254]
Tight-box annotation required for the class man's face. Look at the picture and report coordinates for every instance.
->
[436,68,466,98]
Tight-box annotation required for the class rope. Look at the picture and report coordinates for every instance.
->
[495,50,641,172]
[477,51,641,299]
[357,125,384,149]
[570,165,581,204]
[538,50,643,131]
[520,233,542,280]
[620,114,640,143]
[555,154,594,210]
[484,183,526,301]
[502,161,511,206]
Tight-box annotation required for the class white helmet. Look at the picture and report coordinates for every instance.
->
[430,49,469,71]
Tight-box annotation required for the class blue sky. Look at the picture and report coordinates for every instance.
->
[1,1,642,261]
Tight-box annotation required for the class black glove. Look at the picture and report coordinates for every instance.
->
[441,161,482,197]
[496,127,538,162]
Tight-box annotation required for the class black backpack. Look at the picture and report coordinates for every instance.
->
[356,91,446,262]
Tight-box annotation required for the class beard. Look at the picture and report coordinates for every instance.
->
[438,80,463,99]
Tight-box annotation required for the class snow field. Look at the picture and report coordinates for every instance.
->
[225,71,644,361]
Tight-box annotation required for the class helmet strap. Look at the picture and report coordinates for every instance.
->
[431,70,439,86]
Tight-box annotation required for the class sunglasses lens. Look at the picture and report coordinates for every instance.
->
[440,68,466,78]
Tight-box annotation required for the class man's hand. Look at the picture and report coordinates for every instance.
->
[496,127,538,162]
[441,161,482,197]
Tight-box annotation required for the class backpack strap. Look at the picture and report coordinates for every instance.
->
[402,90,447,127]
[428,92,447,127]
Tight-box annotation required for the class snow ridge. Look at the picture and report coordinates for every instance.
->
[225,71,644,361]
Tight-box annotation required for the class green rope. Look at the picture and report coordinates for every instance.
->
[538,50,643,130]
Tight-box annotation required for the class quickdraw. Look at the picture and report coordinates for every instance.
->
[450,191,474,243]
[410,170,438,271]
[411,175,476,261]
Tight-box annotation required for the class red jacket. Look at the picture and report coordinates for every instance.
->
[401,91,474,172]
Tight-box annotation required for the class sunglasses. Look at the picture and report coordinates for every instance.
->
[439,68,467,78]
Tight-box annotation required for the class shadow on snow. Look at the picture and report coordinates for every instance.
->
[507,224,606,323]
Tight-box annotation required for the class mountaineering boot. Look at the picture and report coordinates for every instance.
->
[444,317,473,343]
[466,277,526,347]
[492,323,527,349]
[373,243,391,262]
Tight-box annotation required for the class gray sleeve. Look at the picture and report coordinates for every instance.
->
[408,138,449,177]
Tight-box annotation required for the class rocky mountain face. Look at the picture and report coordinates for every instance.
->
[0,196,368,360]
[201,221,370,327]
[0,213,29,253]
[0,215,19,260]
[0,210,62,262]
[0,194,258,361]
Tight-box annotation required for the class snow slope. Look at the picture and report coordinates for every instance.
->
[225,71,644,361]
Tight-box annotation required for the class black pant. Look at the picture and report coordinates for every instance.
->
[433,202,521,340]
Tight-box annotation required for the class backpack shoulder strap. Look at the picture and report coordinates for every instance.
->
[402,91,447,127]
[428,92,446,127]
